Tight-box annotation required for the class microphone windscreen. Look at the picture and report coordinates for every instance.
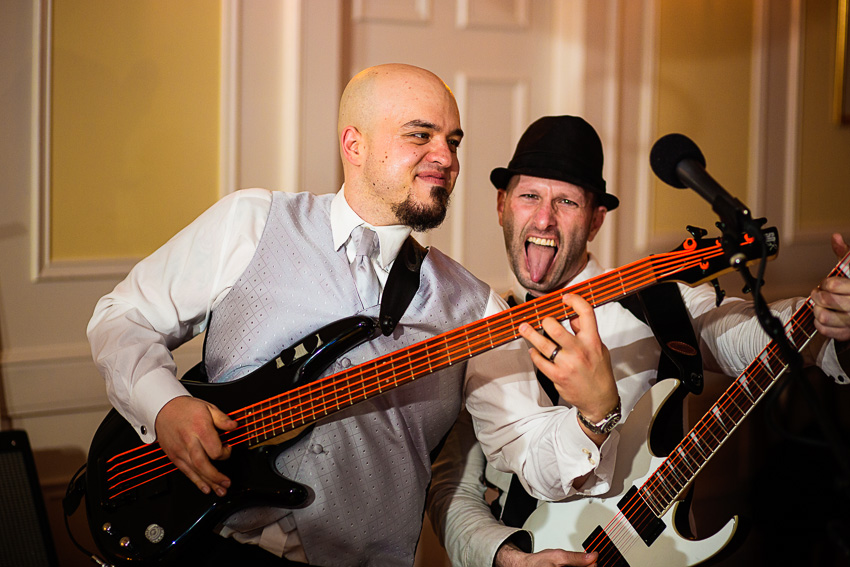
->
[649,133,706,189]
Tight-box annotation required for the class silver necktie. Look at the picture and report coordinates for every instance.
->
[350,226,381,307]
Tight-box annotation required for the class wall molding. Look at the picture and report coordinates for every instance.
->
[31,0,240,281]
[633,0,660,253]
[782,0,805,244]
[450,72,528,264]
[456,0,528,30]
[2,340,202,420]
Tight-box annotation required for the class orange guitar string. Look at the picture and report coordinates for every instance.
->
[586,254,849,565]
[102,243,729,499]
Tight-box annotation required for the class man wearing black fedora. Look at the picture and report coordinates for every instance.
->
[428,115,850,566]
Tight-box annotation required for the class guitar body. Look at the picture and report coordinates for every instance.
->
[524,380,738,566]
[85,316,377,565]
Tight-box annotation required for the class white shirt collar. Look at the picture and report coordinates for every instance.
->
[330,185,412,270]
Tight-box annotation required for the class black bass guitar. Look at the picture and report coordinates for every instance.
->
[84,228,778,565]
[524,249,850,566]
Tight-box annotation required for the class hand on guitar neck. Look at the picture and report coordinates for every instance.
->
[154,395,238,497]
[812,233,850,344]
[518,293,619,447]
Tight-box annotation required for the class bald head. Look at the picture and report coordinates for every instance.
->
[338,63,456,139]
[337,64,463,228]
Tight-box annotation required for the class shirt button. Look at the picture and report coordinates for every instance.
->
[140,425,147,436]
[339,358,351,368]
[582,448,595,464]
[310,443,324,454]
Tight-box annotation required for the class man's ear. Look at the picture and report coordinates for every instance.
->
[587,206,607,242]
[496,189,507,227]
[340,126,364,166]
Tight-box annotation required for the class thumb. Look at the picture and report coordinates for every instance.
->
[210,405,238,431]
[831,233,849,258]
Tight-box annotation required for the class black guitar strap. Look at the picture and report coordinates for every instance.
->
[379,235,428,336]
[500,283,704,530]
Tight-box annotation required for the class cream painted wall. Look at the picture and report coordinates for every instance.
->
[50,0,222,261]
[800,0,850,231]
[654,0,755,235]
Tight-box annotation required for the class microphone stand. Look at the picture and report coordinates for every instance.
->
[715,206,803,379]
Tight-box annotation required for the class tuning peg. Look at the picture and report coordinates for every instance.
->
[686,225,708,239]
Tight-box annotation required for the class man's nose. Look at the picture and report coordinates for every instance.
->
[427,139,453,166]
[533,202,556,228]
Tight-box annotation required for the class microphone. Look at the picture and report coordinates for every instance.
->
[649,133,753,234]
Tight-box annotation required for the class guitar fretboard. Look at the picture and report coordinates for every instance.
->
[635,252,850,518]
[232,238,734,448]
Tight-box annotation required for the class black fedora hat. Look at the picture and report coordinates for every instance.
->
[490,115,619,210]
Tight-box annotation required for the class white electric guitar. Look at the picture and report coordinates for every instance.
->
[524,250,850,566]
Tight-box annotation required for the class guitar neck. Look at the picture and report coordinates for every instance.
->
[638,252,850,516]
[237,240,739,447]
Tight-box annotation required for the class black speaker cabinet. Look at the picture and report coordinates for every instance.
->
[0,430,60,567]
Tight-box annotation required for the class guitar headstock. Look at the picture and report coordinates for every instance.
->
[658,226,779,287]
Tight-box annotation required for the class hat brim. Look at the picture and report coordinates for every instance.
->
[490,167,619,211]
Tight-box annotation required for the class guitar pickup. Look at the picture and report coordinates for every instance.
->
[582,525,629,566]
[617,486,666,546]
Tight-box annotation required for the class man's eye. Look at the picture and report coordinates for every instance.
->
[520,193,539,200]
[558,199,577,207]
[411,132,430,141]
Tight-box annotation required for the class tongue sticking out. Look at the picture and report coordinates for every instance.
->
[526,242,556,283]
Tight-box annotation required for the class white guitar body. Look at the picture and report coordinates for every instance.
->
[524,380,738,566]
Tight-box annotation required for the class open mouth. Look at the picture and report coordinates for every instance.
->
[525,236,557,283]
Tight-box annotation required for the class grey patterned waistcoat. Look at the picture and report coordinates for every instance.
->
[204,191,490,566]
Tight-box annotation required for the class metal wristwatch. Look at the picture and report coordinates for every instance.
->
[577,398,622,435]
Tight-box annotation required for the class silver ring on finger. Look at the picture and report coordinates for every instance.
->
[548,345,560,362]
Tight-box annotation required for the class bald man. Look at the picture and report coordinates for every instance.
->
[87,64,569,566]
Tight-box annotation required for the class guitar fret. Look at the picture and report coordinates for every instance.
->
[735,376,756,404]
[344,370,355,407]
[641,483,665,515]
[674,446,696,478]
[724,396,746,422]
[654,465,678,502]
[786,320,807,351]
[281,399,295,435]
[664,461,686,494]
[687,431,710,461]
[694,414,722,451]
[259,403,272,441]
[755,350,778,381]
[710,406,731,435]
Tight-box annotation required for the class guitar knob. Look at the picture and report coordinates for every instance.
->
[119,537,132,548]
[101,522,112,535]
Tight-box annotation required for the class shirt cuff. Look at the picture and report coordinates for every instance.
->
[818,339,850,385]
[463,525,526,567]
[556,416,620,497]
[130,368,192,443]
